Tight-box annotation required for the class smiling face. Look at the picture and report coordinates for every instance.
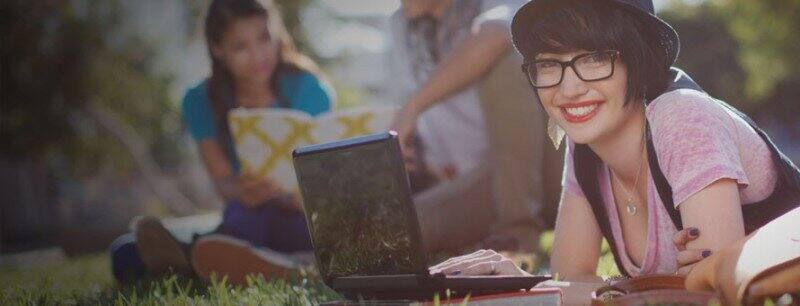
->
[535,50,641,145]
[512,1,672,145]
[211,15,279,85]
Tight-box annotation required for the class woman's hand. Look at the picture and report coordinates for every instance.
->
[428,249,530,276]
[673,227,712,275]
[237,173,284,208]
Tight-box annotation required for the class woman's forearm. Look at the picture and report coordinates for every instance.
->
[551,258,604,282]
[551,192,605,283]
[560,273,605,283]
[214,176,240,202]
[678,179,745,252]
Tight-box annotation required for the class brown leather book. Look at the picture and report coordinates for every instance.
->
[686,207,800,305]
[590,275,719,306]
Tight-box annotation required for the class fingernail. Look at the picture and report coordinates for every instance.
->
[689,228,700,237]
[451,270,461,275]
[702,250,712,258]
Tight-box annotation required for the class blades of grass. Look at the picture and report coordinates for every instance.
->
[459,293,471,306]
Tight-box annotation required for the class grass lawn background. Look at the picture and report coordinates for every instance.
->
[0,231,619,305]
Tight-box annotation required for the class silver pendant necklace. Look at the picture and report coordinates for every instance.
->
[612,135,646,216]
[625,197,638,216]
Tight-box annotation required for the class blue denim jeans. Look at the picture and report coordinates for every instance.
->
[219,201,312,253]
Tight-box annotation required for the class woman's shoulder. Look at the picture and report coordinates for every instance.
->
[180,79,218,140]
[282,70,318,83]
[182,79,210,110]
[645,89,737,132]
[280,70,334,115]
[647,89,721,115]
[279,70,326,94]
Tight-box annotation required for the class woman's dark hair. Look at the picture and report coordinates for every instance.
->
[514,1,675,248]
[515,0,670,104]
[204,0,320,154]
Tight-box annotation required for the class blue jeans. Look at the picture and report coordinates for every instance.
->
[109,201,312,282]
[219,201,312,253]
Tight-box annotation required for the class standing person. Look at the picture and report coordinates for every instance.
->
[389,0,550,256]
[425,0,800,303]
[391,0,525,180]
[109,0,334,285]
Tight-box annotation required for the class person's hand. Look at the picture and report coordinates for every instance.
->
[673,227,712,275]
[428,249,530,276]
[237,173,283,208]
[391,104,421,171]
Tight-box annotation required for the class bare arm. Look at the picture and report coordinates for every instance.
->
[405,22,513,115]
[551,191,605,282]
[393,21,514,152]
[676,179,745,271]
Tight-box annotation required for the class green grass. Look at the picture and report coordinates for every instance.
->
[1,232,618,305]
[0,254,339,305]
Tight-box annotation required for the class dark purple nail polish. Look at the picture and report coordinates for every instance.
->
[451,270,461,275]
[702,250,712,258]
[689,228,700,237]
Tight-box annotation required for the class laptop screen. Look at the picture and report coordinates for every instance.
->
[293,134,426,282]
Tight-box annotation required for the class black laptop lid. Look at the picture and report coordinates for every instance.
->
[292,132,428,284]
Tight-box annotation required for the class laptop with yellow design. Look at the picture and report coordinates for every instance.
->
[228,105,397,191]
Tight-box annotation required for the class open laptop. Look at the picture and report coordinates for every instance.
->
[292,131,549,300]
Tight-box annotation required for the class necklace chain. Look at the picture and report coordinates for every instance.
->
[612,133,647,216]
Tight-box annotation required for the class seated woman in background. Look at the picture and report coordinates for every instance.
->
[109,0,334,285]
[431,0,799,302]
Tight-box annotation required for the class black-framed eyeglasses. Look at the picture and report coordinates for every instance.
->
[521,50,620,89]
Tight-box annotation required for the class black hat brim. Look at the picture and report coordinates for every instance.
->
[511,0,679,68]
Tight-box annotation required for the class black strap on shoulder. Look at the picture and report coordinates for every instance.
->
[572,68,703,275]
[573,67,800,276]
[646,84,800,234]
[645,122,682,230]
[573,144,630,277]
[646,68,717,231]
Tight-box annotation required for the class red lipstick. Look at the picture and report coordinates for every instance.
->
[560,100,604,123]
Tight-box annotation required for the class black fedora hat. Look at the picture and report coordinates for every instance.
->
[511,0,680,68]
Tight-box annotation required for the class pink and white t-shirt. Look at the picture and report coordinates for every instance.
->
[561,88,779,276]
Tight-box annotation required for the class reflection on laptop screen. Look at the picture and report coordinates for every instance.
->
[294,140,423,281]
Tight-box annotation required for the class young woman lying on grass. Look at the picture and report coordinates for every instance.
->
[430,0,800,302]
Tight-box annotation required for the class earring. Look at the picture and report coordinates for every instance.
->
[547,117,565,149]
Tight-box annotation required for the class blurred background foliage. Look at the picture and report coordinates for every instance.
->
[663,0,800,118]
[1,0,798,253]
[711,0,800,102]
[1,1,182,178]
[2,1,171,177]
